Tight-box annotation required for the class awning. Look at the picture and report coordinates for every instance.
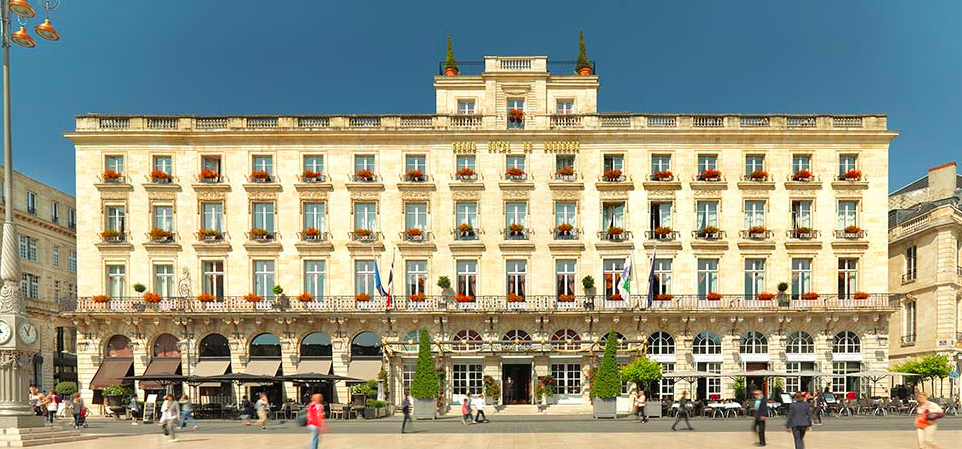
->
[194,359,231,387]
[141,358,182,390]
[297,360,332,375]
[245,359,281,377]
[90,358,134,389]
[347,360,382,380]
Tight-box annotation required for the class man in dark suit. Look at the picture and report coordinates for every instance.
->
[752,390,769,446]
[785,392,813,449]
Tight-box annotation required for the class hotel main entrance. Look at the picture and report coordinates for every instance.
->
[502,363,532,404]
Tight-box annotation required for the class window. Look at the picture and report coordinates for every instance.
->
[304,261,326,298]
[303,155,324,175]
[67,208,76,230]
[153,264,174,298]
[106,264,126,297]
[555,202,577,227]
[502,329,531,350]
[453,330,482,350]
[833,331,861,354]
[26,191,36,215]
[651,155,671,175]
[105,206,126,233]
[452,364,483,395]
[647,332,675,355]
[252,155,273,175]
[402,363,416,395]
[556,260,576,296]
[52,246,59,267]
[456,260,477,297]
[602,259,624,299]
[550,363,582,395]
[68,251,77,273]
[552,329,581,350]
[556,100,574,115]
[505,202,527,228]
[839,155,857,177]
[406,260,427,296]
[354,203,376,231]
[831,362,860,394]
[506,260,526,298]
[697,155,718,173]
[53,280,61,301]
[602,202,625,229]
[405,203,428,231]
[153,205,174,232]
[786,331,815,354]
[693,332,721,355]
[202,261,224,297]
[792,155,811,173]
[455,155,475,172]
[507,98,524,129]
[201,155,221,173]
[837,201,858,229]
[405,155,426,173]
[252,202,275,232]
[651,202,672,229]
[202,203,223,231]
[105,155,124,174]
[20,273,40,299]
[355,260,376,296]
[838,258,858,299]
[903,301,917,343]
[659,363,675,399]
[786,361,815,394]
[51,201,59,224]
[698,362,723,399]
[153,155,173,175]
[303,202,326,232]
[253,261,275,299]
[740,331,768,354]
[604,154,624,173]
[744,201,766,229]
[556,155,575,175]
[354,155,375,172]
[506,155,526,172]
[791,259,812,299]
[652,259,672,295]
[744,259,765,298]
[697,259,719,298]
[696,201,719,229]
[791,200,812,228]
[18,236,37,261]
[905,246,917,281]
[745,155,765,174]
[455,202,477,227]
[457,100,475,115]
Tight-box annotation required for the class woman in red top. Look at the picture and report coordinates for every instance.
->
[307,393,326,449]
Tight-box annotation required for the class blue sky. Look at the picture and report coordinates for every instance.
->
[3,0,960,194]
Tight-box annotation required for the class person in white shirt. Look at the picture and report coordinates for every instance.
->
[159,394,181,443]
[474,393,488,423]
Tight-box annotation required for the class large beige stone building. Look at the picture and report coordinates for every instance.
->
[64,55,898,413]
[888,162,962,396]
[0,165,78,389]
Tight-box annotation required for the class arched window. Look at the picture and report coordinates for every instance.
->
[552,329,581,350]
[833,331,861,354]
[351,331,382,358]
[152,333,181,358]
[786,331,815,354]
[647,332,675,355]
[453,329,482,350]
[400,330,420,352]
[693,332,721,355]
[250,333,281,358]
[600,331,628,349]
[300,333,332,358]
[739,331,768,354]
[199,333,230,358]
[105,335,133,358]
[502,329,531,350]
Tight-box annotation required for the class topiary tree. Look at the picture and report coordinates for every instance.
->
[444,36,458,72]
[55,381,78,396]
[410,328,439,399]
[576,30,591,72]
[591,330,622,398]
[437,276,451,290]
[620,354,662,391]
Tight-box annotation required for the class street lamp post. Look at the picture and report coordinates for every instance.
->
[0,0,61,430]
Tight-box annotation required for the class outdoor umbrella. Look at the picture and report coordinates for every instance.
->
[277,373,361,383]
[845,370,916,397]
[198,373,279,385]
[123,372,190,393]
[661,371,714,399]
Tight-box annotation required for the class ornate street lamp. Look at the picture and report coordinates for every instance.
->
[0,0,63,432]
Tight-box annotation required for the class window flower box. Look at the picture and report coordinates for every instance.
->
[303,227,322,240]
[456,223,475,238]
[250,228,272,241]
[747,225,768,239]
[652,170,673,181]
[199,169,220,183]
[198,229,222,241]
[100,230,123,242]
[653,226,673,238]
[409,292,426,302]
[143,293,162,303]
[801,292,820,301]
[196,293,216,302]
[355,169,375,182]
[696,226,720,239]
[840,225,864,239]
[853,291,869,300]
[508,223,525,236]
[507,108,524,126]
[454,293,474,303]
[102,170,123,183]
[149,227,173,242]
[747,169,769,181]
[455,167,476,181]
[505,167,526,180]
[243,293,262,303]
[605,227,625,240]
[792,170,813,181]
[250,170,272,182]
[297,293,316,302]
[755,292,775,301]
[655,293,674,301]
[555,223,574,237]
[92,294,110,303]
[355,292,371,302]
[698,169,722,181]
[602,169,624,182]
[557,294,575,303]
[842,169,862,181]
[405,169,425,182]
[705,292,722,301]
[556,166,575,180]
[404,228,424,241]
[608,293,623,301]
[353,229,375,241]
[792,227,815,239]
[302,170,324,182]
[506,293,524,303]
[150,170,172,183]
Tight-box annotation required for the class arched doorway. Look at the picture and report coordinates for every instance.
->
[196,333,232,405]
[90,335,135,407]
[693,331,722,401]
[297,332,334,405]
[141,333,183,396]
[247,333,284,405]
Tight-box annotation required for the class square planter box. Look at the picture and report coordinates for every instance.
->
[646,402,662,418]
[414,398,436,420]
[593,397,618,419]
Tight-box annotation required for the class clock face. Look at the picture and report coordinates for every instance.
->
[18,322,37,345]
[0,321,11,345]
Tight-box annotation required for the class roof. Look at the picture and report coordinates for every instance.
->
[891,173,962,196]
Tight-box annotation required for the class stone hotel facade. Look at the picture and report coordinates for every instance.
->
[65,55,898,412]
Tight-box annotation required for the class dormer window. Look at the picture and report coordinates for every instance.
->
[556,100,574,115]
[457,100,475,115]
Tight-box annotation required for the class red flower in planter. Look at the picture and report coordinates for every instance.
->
[853,291,869,300]
[354,228,373,237]
[405,169,424,181]
[250,170,271,181]
[149,227,172,240]
[748,169,769,181]
[844,225,862,234]
[654,226,673,237]
[557,294,575,302]
[608,293,623,301]
[607,226,624,236]
[655,293,674,301]
[506,293,525,303]
[652,170,673,181]
[355,169,375,181]
[508,223,525,233]
[92,295,110,303]
[143,293,162,303]
[150,170,171,181]
[100,230,121,239]
[603,169,623,181]
[199,169,220,181]
[793,170,813,181]
[801,292,820,300]
[843,169,862,180]
[355,292,371,302]
[698,169,722,181]
[302,169,323,180]
[404,228,423,237]
[505,167,526,177]
[102,170,123,181]
[304,227,321,237]
[556,223,574,233]
[297,293,316,302]
[456,167,476,178]
[454,293,474,303]
[250,228,270,238]
[705,292,722,301]
[508,109,525,121]
[755,292,776,301]
[243,293,262,303]
[456,223,474,234]
[409,292,426,302]
[196,293,216,302]
[557,166,575,177]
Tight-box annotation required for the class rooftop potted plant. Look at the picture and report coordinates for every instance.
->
[243,293,262,303]
[302,169,323,182]
[792,169,813,181]
[842,169,862,181]
[705,291,722,301]
[102,169,123,183]
[801,292,820,300]
[355,168,375,182]
[149,227,173,242]
[250,170,271,182]
[443,36,459,76]
[150,169,171,183]
[576,31,592,75]
[747,169,769,181]
[411,328,440,419]
[297,292,315,302]
[603,168,623,182]
[355,292,371,302]
[199,168,220,182]
[698,168,722,181]
[143,292,162,303]
[652,170,673,181]
[455,166,476,180]
[591,330,622,418]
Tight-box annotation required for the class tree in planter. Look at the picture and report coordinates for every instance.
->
[437,276,451,290]
[592,330,623,401]
[444,36,458,75]
[55,381,78,397]
[133,283,146,294]
[582,275,595,292]
[576,30,592,75]
[733,376,746,402]
[411,328,440,413]
[620,355,662,395]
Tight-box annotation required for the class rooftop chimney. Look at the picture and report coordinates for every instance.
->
[927,161,958,202]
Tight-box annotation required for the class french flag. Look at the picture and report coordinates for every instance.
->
[375,249,395,308]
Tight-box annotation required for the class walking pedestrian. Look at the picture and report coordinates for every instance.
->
[400,390,413,433]
[785,392,812,449]
[29,386,42,416]
[44,390,58,425]
[635,390,648,423]
[306,393,325,449]
[255,393,269,430]
[70,393,84,429]
[240,395,253,426]
[752,390,769,447]
[128,394,141,426]
[671,391,693,431]
[915,393,944,449]
[178,395,198,430]
[811,391,822,425]
[460,398,472,425]
[159,394,180,443]
[474,393,488,423]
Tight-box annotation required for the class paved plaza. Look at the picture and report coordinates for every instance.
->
[33,416,962,448]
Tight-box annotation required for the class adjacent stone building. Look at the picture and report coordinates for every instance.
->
[64,55,898,413]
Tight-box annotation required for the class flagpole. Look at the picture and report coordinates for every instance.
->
[630,249,640,309]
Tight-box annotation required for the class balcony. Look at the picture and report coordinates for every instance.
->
[834,229,867,240]
[503,226,529,241]
[692,228,724,240]
[298,230,330,242]
[146,230,176,244]
[196,230,227,243]
[99,231,130,244]
[598,229,630,242]
[787,229,819,240]
[553,226,580,240]
[453,226,479,241]
[247,230,277,243]
[645,229,679,241]
[349,230,381,243]
[550,114,582,129]
[401,230,432,243]
[740,229,773,241]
